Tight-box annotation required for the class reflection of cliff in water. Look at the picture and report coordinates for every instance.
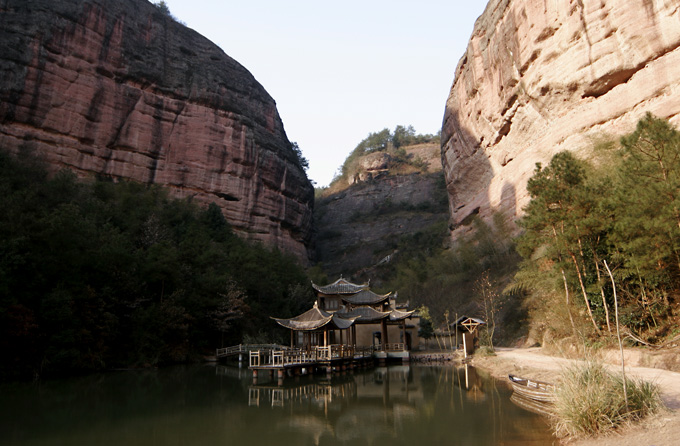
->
[245,365,554,446]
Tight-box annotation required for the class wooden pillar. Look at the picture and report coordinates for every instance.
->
[401,320,406,350]
[352,324,357,347]
[290,330,294,348]
[381,319,389,347]
[463,331,468,358]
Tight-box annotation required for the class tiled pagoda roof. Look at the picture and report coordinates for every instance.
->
[337,306,391,322]
[389,309,416,321]
[272,302,357,331]
[342,289,391,306]
[312,277,369,295]
[336,307,415,323]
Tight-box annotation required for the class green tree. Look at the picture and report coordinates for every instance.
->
[519,151,600,336]
[417,305,435,343]
[612,114,680,293]
[290,141,309,171]
[0,149,314,378]
[155,1,171,16]
[392,125,416,148]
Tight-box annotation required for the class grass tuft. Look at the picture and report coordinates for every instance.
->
[552,361,663,438]
[475,346,496,357]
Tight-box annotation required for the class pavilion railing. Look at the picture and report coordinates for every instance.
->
[249,344,361,367]
[354,346,373,358]
[217,344,288,358]
[375,343,406,352]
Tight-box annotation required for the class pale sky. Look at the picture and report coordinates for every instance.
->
[162,0,488,187]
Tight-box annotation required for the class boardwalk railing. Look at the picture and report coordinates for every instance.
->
[249,345,361,368]
[374,343,406,352]
[216,344,287,358]
[354,346,373,358]
[223,343,403,365]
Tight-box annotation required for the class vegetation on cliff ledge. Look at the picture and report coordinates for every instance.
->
[0,149,313,379]
[322,125,440,194]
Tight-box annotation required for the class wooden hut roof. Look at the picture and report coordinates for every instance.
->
[450,316,486,332]
[272,302,357,331]
[341,289,391,305]
[312,278,369,295]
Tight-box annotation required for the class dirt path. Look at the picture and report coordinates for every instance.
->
[471,347,680,445]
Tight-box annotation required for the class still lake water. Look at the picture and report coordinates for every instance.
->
[1,364,557,446]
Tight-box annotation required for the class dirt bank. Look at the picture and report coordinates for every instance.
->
[471,347,680,446]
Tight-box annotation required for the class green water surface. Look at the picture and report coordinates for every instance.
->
[0,364,557,445]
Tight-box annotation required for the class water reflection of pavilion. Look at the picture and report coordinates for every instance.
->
[248,366,422,444]
[238,365,554,446]
[248,366,418,407]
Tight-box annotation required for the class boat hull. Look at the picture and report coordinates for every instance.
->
[508,374,556,403]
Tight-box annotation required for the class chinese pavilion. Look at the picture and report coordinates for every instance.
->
[273,278,419,353]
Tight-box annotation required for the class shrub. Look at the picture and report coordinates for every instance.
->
[552,361,663,438]
[475,346,496,357]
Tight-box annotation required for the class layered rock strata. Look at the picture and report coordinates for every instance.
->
[442,0,680,234]
[316,172,448,282]
[315,143,447,281]
[0,0,313,260]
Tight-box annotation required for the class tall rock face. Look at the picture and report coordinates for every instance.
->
[0,0,314,261]
[442,0,680,234]
[315,144,449,283]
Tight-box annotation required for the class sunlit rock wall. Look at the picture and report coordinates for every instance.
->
[442,0,680,235]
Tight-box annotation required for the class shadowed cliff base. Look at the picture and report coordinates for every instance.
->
[314,171,449,283]
[441,109,517,240]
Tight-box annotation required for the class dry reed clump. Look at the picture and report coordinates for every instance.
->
[552,361,663,438]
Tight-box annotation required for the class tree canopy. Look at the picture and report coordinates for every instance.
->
[333,125,440,186]
[517,114,680,342]
[0,149,313,379]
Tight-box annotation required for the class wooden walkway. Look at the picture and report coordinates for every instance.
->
[216,343,410,381]
[215,344,288,359]
[249,345,374,378]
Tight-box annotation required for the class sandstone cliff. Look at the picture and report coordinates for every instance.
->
[0,0,313,260]
[315,143,448,282]
[442,0,680,234]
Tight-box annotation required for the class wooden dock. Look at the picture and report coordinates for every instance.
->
[215,344,287,360]
[216,343,409,382]
[248,345,375,380]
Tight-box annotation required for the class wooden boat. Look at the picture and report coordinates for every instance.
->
[508,374,556,403]
[510,393,554,417]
